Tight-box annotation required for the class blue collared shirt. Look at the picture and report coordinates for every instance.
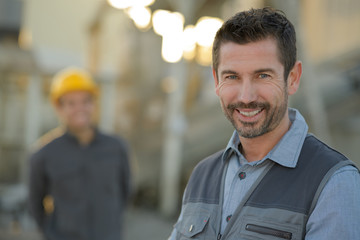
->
[221,108,360,239]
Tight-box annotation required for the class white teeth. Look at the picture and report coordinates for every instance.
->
[239,109,261,117]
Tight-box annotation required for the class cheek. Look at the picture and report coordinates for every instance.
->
[262,81,286,100]
[216,81,236,98]
[58,106,72,117]
[84,103,96,114]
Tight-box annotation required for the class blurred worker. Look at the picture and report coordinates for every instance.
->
[28,67,131,240]
[169,7,360,239]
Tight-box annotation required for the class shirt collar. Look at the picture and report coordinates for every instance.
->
[222,130,241,162]
[222,108,308,168]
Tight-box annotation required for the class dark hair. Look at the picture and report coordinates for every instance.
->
[212,7,297,80]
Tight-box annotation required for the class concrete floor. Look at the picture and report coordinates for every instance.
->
[0,207,175,240]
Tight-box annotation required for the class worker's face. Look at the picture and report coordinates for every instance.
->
[56,91,96,131]
[213,38,301,138]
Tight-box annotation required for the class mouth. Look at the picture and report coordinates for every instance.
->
[238,109,262,117]
[234,107,265,123]
[227,102,269,124]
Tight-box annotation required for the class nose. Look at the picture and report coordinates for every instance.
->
[237,78,256,104]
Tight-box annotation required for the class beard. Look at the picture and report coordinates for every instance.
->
[221,94,288,138]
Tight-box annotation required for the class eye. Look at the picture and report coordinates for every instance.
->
[258,73,270,79]
[225,75,238,80]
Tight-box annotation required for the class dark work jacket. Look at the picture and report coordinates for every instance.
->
[175,135,357,240]
[28,130,131,240]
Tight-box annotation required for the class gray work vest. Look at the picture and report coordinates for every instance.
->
[175,135,357,240]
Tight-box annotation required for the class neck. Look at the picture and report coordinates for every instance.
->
[239,116,291,162]
[68,126,95,146]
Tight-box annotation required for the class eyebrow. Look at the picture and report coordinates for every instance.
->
[254,68,276,74]
[220,70,238,77]
[220,68,275,77]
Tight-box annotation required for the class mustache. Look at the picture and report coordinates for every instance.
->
[227,102,270,111]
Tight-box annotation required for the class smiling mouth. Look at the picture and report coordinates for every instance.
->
[238,109,262,117]
[228,102,269,121]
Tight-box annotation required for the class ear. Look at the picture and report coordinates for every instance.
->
[212,68,220,96]
[53,101,64,118]
[287,61,302,96]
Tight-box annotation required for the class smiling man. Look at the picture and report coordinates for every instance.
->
[169,7,360,240]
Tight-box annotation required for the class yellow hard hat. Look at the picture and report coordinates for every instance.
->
[50,67,98,104]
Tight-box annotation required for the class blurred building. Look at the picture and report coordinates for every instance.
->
[0,0,359,227]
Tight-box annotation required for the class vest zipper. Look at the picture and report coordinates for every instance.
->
[245,224,292,239]
[217,233,222,239]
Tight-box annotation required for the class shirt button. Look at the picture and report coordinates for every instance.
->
[238,171,246,180]
[226,215,232,222]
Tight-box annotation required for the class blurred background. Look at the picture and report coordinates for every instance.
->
[0,0,359,239]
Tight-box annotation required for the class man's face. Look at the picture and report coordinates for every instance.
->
[56,91,96,131]
[213,38,297,138]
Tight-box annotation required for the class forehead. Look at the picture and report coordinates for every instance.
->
[59,91,94,102]
[217,38,283,73]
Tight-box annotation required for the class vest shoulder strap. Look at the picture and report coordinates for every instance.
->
[183,149,225,205]
[245,134,353,215]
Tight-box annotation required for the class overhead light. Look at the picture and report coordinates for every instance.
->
[152,10,184,37]
[107,0,132,9]
[135,0,155,7]
[126,6,152,30]
[182,25,196,61]
[161,34,183,63]
[195,17,223,47]
[107,0,155,9]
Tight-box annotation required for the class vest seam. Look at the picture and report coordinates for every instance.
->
[308,159,356,215]
[245,203,308,213]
